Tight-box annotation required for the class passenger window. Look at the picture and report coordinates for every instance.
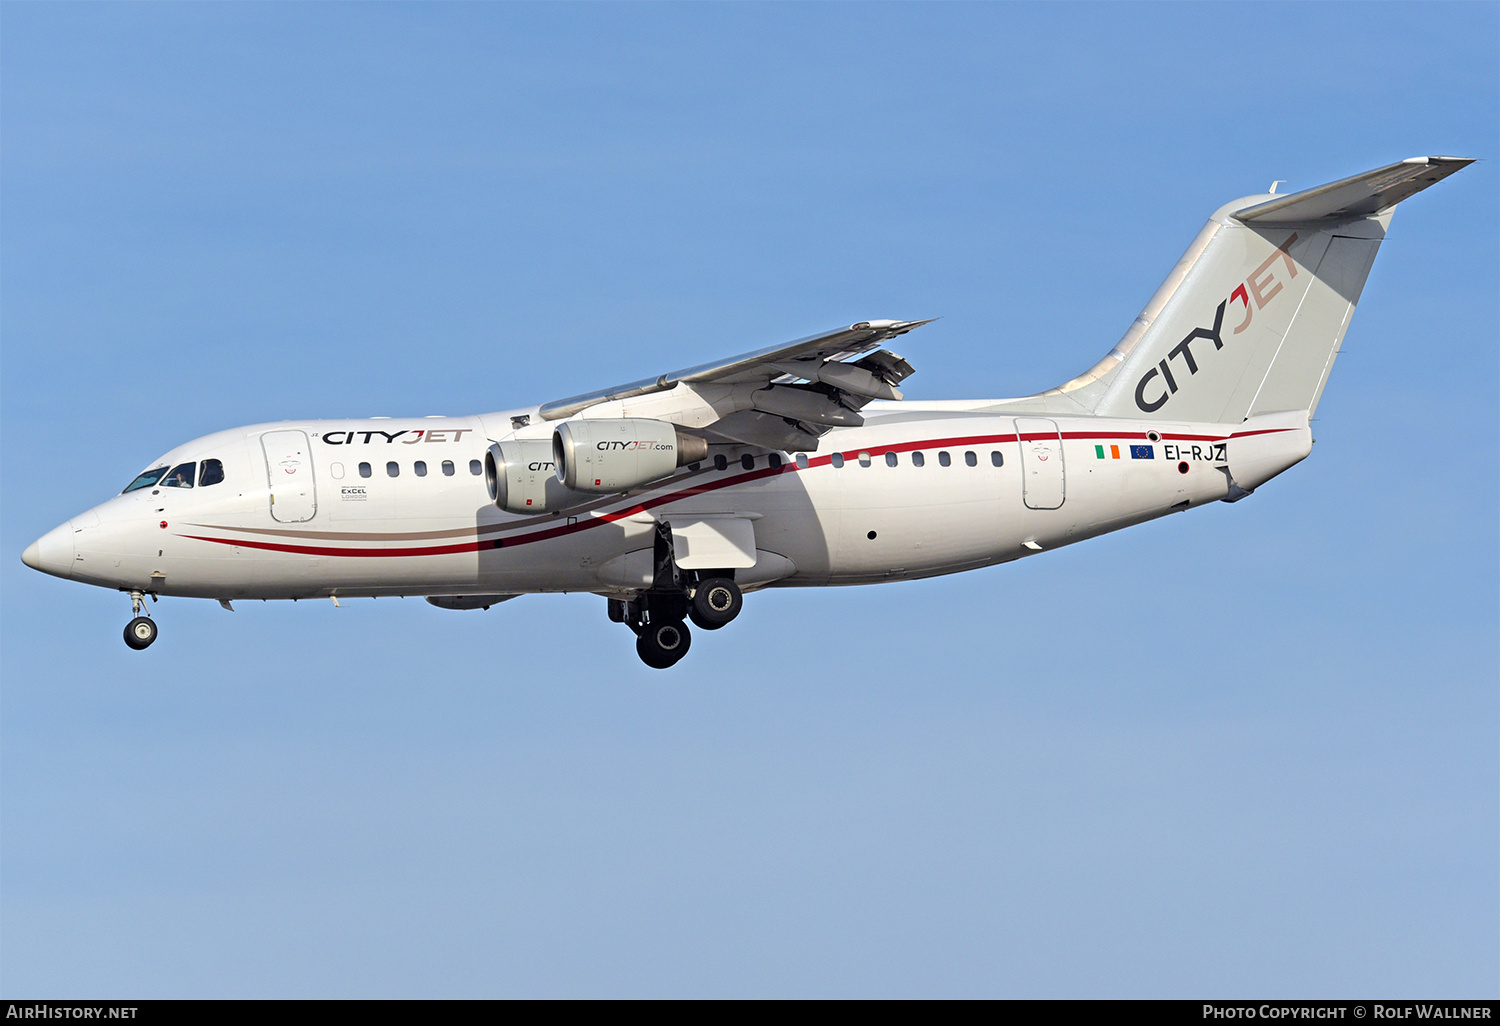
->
[795,453,809,469]
[199,458,225,486]
[469,460,482,476]
[991,451,1003,467]
[330,462,344,481]
[359,462,372,478]
[442,460,455,477]
[938,451,951,467]
[162,462,196,488]
[387,462,400,478]
[741,454,755,470]
[714,454,728,471]
[857,452,871,467]
[414,461,427,477]
[885,452,898,467]
[912,451,925,467]
[769,453,782,469]
[965,451,977,467]
[831,453,845,468]
[123,466,169,493]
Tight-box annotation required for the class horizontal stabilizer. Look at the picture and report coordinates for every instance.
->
[1233,156,1473,224]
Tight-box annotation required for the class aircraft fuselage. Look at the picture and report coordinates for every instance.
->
[24,405,1309,603]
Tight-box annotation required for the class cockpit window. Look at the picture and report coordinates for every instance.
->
[123,467,170,493]
[199,459,225,486]
[162,463,196,488]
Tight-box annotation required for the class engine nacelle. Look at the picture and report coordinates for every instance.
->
[485,440,587,513]
[553,419,708,493]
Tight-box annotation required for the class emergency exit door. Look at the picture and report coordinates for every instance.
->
[262,429,318,522]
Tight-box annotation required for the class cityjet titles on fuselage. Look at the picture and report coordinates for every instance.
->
[316,428,474,445]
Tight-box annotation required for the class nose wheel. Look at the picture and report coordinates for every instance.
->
[123,590,158,650]
[124,616,158,650]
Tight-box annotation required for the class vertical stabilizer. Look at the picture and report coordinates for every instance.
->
[1045,157,1472,423]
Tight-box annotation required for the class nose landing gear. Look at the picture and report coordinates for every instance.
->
[125,617,158,650]
[123,589,158,650]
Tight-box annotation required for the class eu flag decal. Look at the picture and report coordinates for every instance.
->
[1130,444,1155,459]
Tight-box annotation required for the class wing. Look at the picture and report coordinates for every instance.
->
[536,319,932,451]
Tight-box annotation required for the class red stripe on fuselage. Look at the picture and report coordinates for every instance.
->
[180,427,1296,558]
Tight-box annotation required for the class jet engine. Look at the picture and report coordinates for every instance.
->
[486,440,587,513]
[553,419,708,493]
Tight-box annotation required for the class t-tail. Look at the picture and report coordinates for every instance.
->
[1036,156,1473,423]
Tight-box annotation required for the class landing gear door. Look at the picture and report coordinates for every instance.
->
[668,516,758,570]
[1014,418,1065,510]
[262,429,318,522]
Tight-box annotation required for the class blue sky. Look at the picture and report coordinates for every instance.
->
[3,2,1495,997]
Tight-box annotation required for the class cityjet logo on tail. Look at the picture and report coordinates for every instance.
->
[1135,234,1299,413]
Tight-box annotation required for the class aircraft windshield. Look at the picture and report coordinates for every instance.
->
[122,467,170,493]
[161,463,196,488]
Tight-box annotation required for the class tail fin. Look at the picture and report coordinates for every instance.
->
[1049,156,1472,422]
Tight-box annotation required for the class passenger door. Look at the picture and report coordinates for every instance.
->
[261,429,318,522]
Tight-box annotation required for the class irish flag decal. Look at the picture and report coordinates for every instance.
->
[1094,444,1123,460]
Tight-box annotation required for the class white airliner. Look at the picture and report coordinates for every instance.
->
[22,157,1472,667]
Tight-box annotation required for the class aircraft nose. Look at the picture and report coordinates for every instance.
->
[22,521,75,579]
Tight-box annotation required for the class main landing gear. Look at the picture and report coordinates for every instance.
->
[637,618,691,670]
[123,589,158,650]
[610,521,744,669]
[689,577,742,631]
